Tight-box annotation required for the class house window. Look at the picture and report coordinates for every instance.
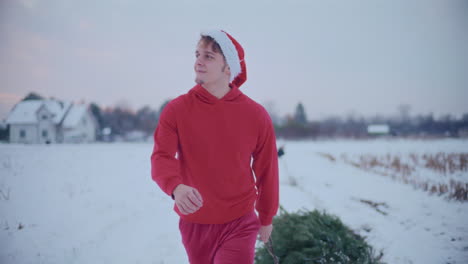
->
[42,130,48,138]
[20,130,26,138]
[42,115,48,120]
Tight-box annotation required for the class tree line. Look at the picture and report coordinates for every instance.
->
[2,93,467,141]
[273,102,468,139]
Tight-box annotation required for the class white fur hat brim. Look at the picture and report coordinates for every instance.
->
[200,30,242,82]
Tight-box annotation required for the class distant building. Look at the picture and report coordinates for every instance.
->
[5,99,98,144]
[367,124,390,136]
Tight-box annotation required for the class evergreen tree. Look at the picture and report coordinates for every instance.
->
[89,102,104,130]
[255,206,384,264]
[294,102,307,125]
[22,92,44,101]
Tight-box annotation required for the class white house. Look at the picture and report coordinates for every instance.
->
[5,99,98,144]
[61,104,98,143]
[367,124,390,135]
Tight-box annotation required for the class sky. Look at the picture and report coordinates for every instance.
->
[1,0,467,121]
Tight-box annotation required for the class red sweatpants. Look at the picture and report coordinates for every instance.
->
[179,210,261,264]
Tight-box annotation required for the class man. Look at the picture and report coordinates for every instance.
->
[150,29,279,264]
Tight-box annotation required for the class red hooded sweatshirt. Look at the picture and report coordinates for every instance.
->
[150,78,279,226]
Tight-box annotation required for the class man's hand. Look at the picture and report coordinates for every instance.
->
[172,184,204,215]
[258,224,273,243]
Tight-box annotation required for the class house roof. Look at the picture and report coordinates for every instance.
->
[62,104,89,128]
[6,99,72,125]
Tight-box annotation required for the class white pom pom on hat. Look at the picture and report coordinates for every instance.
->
[200,29,247,88]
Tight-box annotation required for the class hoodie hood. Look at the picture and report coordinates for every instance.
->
[189,83,243,105]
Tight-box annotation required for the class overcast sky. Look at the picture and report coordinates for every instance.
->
[1,0,467,121]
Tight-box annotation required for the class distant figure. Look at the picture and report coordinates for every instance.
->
[278,145,285,158]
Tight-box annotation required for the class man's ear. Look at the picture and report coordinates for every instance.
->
[223,62,231,76]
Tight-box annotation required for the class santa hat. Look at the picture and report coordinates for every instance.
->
[200,29,247,88]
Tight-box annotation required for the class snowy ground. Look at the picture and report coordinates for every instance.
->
[0,138,467,264]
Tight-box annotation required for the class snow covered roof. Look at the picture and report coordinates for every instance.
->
[62,104,89,128]
[6,99,72,125]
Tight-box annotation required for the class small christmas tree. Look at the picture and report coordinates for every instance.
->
[255,206,384,264]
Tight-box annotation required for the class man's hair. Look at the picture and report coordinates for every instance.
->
[198,35,225,60]
[198,35,228,70]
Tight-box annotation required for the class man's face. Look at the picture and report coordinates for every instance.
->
[194,41,230,85]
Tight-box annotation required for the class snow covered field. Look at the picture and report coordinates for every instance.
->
[0,138,467,264]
